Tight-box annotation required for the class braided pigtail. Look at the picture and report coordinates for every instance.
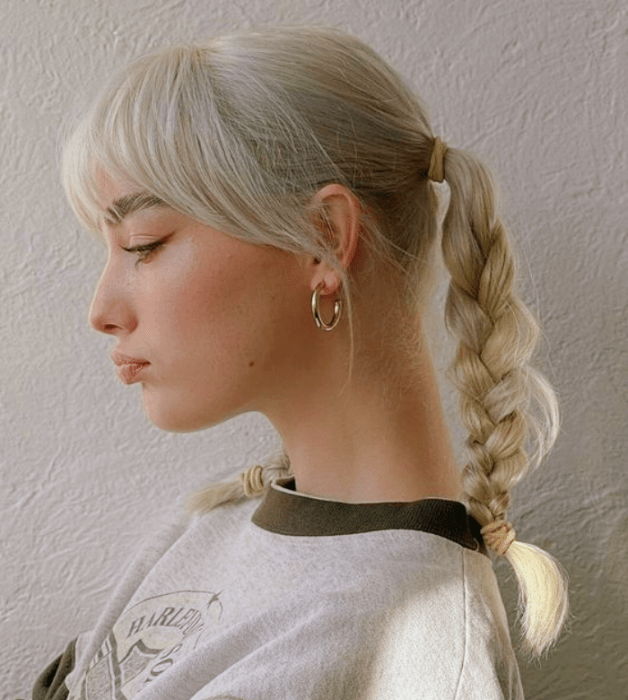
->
[439,145,569,659]
[185,444,293,515]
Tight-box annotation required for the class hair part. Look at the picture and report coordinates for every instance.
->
[62,23,568,659]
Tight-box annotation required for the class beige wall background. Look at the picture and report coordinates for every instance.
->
[2,0,626,698]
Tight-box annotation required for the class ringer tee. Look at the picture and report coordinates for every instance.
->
[28,477,524,700]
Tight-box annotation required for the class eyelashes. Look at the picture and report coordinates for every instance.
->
[122,240,166,266]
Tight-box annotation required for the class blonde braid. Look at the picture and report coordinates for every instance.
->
[185,444,293,515]
[440,145,569,659]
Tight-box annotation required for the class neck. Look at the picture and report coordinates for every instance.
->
[263,341,463,505]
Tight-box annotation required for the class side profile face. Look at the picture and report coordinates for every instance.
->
[90,172,320,432]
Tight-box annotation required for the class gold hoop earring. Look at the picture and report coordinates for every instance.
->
[311,281,343,331]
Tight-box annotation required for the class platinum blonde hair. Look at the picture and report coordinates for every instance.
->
[61,24,568,659]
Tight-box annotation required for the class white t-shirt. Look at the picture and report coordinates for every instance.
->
[32,477,525,700]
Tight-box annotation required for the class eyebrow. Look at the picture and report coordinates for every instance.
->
[104,191,169,225]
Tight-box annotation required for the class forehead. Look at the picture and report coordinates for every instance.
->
[95,170,137,210]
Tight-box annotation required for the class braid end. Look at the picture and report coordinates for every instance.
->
[504,539,570,660]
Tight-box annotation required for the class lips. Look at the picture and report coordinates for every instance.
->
[116,362,148,384]
[110,350,150,366]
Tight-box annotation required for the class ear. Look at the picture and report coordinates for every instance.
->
[310,184,361,295]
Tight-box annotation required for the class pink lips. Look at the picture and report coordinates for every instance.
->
[110,350,150,385]
[110,350,149,366]
[116,362,148,384]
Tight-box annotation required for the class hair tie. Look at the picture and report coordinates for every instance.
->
[428,136,448,183]
[240,464,265,498]
[481,519,517,557]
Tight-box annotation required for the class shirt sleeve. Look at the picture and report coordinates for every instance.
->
[30,638,76,700]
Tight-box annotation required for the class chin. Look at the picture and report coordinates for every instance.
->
[141,391,239,433]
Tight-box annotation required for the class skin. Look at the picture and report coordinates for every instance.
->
[91,173,463,504]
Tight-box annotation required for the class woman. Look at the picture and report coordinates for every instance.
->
[33,24,568,699]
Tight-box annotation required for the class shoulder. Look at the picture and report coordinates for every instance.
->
[336,543,523,699]
[248,503,513,697]
[188,541,523,700]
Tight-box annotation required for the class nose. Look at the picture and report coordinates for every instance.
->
[88,259,136,335]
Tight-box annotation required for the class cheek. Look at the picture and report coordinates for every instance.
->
[145,246,266,350]
[141,236,305,372]
[155,271,226,342]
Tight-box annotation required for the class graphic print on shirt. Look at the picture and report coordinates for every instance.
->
[71,590,223,700]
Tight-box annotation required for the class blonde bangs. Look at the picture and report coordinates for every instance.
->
[61,48,201,237]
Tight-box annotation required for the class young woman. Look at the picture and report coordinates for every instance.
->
[32,24,568,700]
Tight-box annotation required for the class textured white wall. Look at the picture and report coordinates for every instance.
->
[2,0,626,697]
